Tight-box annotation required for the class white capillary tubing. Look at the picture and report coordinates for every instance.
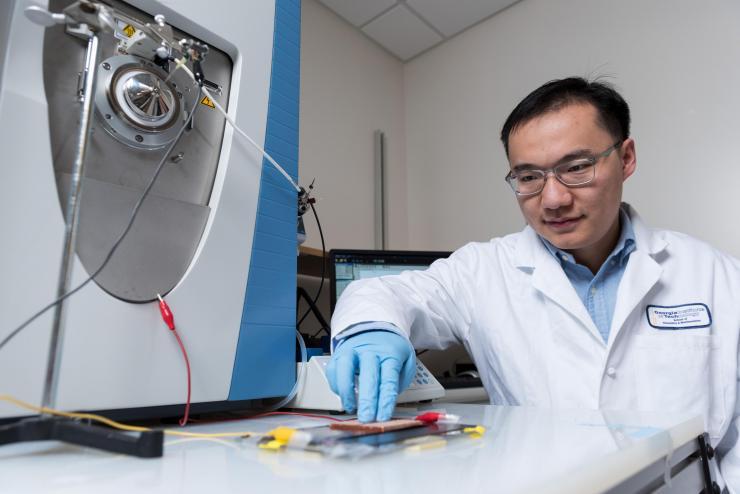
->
[174,58,301,193]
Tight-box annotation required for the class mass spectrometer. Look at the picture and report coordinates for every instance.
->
[0,0,301,426]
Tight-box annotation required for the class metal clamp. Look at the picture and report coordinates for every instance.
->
[696,433,721,494]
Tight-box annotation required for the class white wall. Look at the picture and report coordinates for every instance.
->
[404,0,740,255]
[300,0,407,250]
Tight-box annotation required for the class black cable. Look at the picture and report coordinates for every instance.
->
[0,89,202,354]
[296,202,326,335]
[300,202,326,331]
[296,287,330,338]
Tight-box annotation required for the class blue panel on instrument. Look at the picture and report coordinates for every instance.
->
[229,0,300,400]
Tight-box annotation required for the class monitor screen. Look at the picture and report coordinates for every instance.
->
[329,250,452,312]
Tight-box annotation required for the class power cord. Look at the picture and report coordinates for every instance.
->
[156,294,191,426]
[299,203,328,335]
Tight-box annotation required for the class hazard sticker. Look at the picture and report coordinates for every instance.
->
[122,24,136,38]
[200,95,216,109]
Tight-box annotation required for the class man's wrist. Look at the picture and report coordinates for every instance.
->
[332,321,405,351]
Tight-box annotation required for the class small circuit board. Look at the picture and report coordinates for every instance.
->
[258,416,486,458]
[329,419,424,433]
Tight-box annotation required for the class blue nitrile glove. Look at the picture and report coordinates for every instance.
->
[326,330,416,423]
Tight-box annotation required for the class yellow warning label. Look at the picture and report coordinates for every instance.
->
[200,95,216,109]
[122,24,136,38]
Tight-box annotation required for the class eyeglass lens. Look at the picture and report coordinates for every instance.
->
[512,160,595,194]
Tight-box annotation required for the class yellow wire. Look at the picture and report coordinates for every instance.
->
[0,395,265,439]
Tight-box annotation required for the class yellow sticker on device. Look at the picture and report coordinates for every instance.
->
[200,95,216,109]
[122,24,136,38]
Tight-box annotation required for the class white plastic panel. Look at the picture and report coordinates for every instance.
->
[0,0,278,417]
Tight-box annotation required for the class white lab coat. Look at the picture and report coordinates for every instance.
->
[331,204,740,490]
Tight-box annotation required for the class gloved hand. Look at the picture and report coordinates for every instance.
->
[326,330,416,423]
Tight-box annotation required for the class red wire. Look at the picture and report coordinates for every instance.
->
[157,296,192,427]
[171,328,191,426]
[247,411,346,422]
[156,298,342,428]
[187,410,349,425]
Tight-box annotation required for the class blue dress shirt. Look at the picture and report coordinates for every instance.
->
[540,209,636,343]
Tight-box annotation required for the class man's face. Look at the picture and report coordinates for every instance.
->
[507,103,636,261]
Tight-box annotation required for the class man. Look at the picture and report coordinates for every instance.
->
[327,77,740,488]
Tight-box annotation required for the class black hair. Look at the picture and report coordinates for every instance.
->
[500,77,630,156]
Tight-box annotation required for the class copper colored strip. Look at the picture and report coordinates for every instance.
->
[330,419,424,433]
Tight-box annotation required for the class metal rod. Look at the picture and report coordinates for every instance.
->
[374,130,387,250]
[41,32,100,412]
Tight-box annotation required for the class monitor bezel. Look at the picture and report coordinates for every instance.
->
[329,249,453,313]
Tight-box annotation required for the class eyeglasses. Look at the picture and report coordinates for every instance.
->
[505,141,622,196]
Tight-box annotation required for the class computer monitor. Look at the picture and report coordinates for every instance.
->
[329,249,452,312]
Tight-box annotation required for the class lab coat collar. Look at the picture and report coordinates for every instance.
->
[606,204,668,347]
[513,224,598,341]
[512,203,668,345]
[621,203,668,256]
[513,203,667,270]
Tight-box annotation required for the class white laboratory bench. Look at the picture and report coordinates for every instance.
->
[0,403,712,494]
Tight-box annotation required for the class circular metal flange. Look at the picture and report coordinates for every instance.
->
[117,68,178,129]
[95,55,186,150]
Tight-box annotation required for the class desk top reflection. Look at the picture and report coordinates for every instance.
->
[0,403,703,494]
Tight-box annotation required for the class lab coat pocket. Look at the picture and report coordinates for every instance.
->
[633,333,719,422]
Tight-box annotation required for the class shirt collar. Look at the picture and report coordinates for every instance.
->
[540,207,636,268]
